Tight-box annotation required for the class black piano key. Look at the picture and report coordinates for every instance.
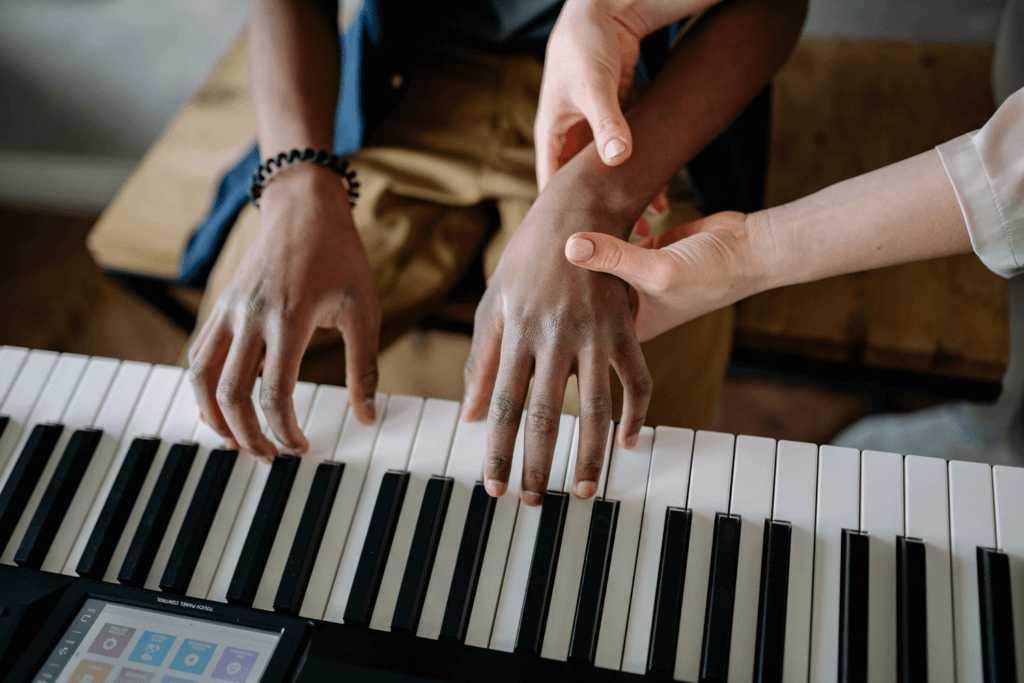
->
[514,490,570,654]
[273,461,344,615]
[117,442,197,587]
[159,448,237,594]
[344,469,410,625]
[0,423,63,552]
[14,428,102,568]
[392,475,454,633]
[753,519,792,683]
[896,536,928,683]
[0,415,9,441]
[569,498,619,664]
[647,506,692,678]
[839,529,870,683]
[76,437,159,578]
[226,454,301,606]
[700,512,742,683]
[440,481,497,642]
[977,546,1018,683]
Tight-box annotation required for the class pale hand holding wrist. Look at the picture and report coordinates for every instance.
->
[564,210,770,341]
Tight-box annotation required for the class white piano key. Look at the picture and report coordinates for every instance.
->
[770,440,818,683]
[904,454,955,683]
[206,379,280,602]
[370,398,459,630]
[300,393,385,619]
[808,446,861,683]
[419,415,484,640]
[247,385,348,607]
[859,450,904,683]
[64,365,181,575]
[148,376,282,593]
[725,435,776,683]
[993,464,1024,683]
[324,394,424,622]
[595,426,654,670]
[105,371,196,584]
[949,460,996,683]
[674,430,735,682]
[541,422,614,661]
[489,414,575,651]
[0,350,57,475]
[0,353,87,501]
[0,347,29,407]
[464,418,531,649]
[247,383,330,610]
[44,361,150,573]
[622,426,694,675]
[2,356,116,564]
[184,418,253,599]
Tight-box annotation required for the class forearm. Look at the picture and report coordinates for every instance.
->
[250,0,339,152]
[560,0,807,233]
[750,149,972,290]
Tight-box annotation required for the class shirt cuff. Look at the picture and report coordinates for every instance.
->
[937,131,1020,278]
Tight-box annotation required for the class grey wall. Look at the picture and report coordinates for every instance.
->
[805,0,1006,43]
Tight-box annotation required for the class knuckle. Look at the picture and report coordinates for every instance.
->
[360,365,380,391]
[489,392,521,426]
[634,367,653,401]
[258,383,290,413]
[524,463,550,489]
[646,258,676,294]
[582,393,612,421]
[187,362,215,390]
[215,382,249,410]
[486,454,511,474]
[527,402,559,437]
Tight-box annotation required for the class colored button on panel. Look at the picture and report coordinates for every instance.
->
[87,623,136,658]
[114,668,155,683]
[127,631,176,667]
[69,659,114,683]
[169,639,216,675]
[212,646,259,682]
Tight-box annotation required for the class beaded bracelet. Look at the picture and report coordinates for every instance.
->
[249,147,360,208]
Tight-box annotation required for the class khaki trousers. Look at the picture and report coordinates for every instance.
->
[198,45,732,428]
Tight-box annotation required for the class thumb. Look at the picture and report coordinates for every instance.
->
[581,86,632,166]
[565,232,660,289]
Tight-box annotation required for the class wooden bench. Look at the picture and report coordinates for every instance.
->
[87,33,1008,399]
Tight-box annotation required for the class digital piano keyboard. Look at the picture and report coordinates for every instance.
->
[0,348,1019,683]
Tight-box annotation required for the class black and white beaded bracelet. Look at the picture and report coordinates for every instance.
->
[249,147,360,208]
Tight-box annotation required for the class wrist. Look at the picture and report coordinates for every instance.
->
[743,208,790,294]
[260,163,347,211]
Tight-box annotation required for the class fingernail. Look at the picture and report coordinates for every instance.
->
[603,138,626,161]
[566,236,594,262]
[574,480,597,498]
[521,490,543,507]
[485,478,507,497]
[362,398,376,420]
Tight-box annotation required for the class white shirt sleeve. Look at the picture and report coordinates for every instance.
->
[937,87,1024,278]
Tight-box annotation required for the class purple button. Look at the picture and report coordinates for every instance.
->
[212,646,259,682]
[87,623,136,658]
